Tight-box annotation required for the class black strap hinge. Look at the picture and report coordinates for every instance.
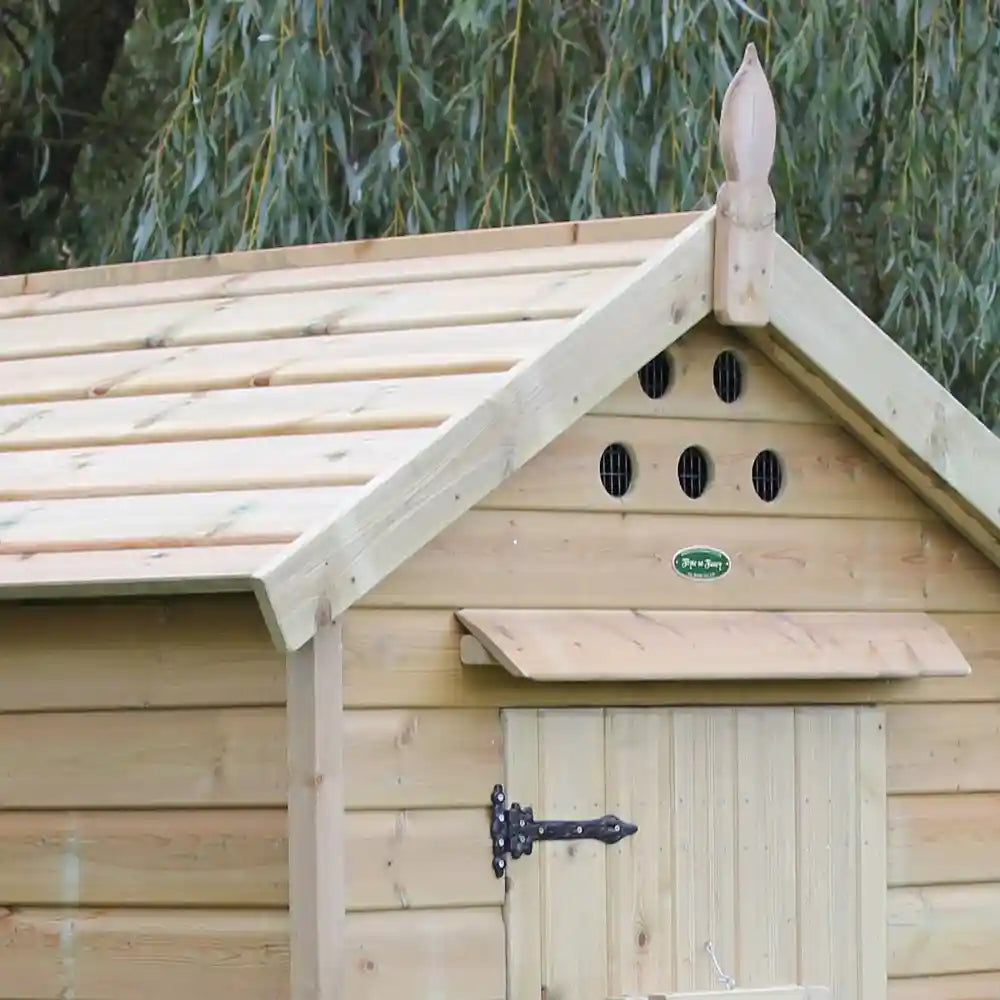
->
[489,782,638,877]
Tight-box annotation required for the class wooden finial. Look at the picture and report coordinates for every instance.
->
[713,42,777,327]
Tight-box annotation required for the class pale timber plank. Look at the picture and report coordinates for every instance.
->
[455,609,971,681]
[257,209,716,650]
[671,708,738,992]
[735,708,798,987]
[342,608,1000,709]
[888,883,1000,977]
[0,807,500,910]
[0,240,663,318]
[500,709,544,1000]
[0,265,631,360]
[486,414,928,519]
[887,704,1000,794]
[286,616,344,1000]
[888,794,1000,887]
[0,211,697,297]
[888,971,1000,999]
[858,708,889,1000]
[0,905,506,1000]
[593,322,834,424]
[0,372,502,451]
[770,236,1000,575]
[605,708,675,997]
[0,428,435,500]
[0,319,557,405]
[0,545,280,597]
[0,486,362,553]
[794,707,888,1000]
[0,594,283,712]
[538,709,609,1000]
[0,707,501,809]
[365,510,1000,614]
[794,710,848,993]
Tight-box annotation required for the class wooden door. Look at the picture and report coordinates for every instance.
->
[499,707,886,1000]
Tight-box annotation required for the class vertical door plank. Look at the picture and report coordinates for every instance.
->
[673,708,739,992]
[736,708,798,987]
[500,709,543,1000]
[857,707,888,1000]
[795,707,858,994]
[286,614,345,1000]
[539,708,609,1000]
[606,708,675,996]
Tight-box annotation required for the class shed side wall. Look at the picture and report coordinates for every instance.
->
[0,593,505,1000]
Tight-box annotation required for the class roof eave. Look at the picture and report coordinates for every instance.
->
[754,235,1000,569]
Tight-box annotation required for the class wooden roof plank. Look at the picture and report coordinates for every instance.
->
[0,485,363,552]
[0,265,633,361]
[0,372,504,451]
[0,239,666,319]
[455,608,972,681]
[255,209,714,650]
[0,544,282,597]
[0,320,556,405]
[0,211,698,298]
[0,428,437,500]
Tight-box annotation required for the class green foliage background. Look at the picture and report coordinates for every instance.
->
[19,0,1000,430]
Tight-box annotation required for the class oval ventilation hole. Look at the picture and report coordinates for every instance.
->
[752,449,784,502]
[637,351,672,399]
[677,445,710,499]
[599,443,635,497]
[712,350,744,403]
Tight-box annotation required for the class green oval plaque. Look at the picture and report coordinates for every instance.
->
[672,546,731,581]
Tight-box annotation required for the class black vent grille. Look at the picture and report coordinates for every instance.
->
[599,443,634,497]
[677,445,710,499]
[713,350,744,403]
[752,449,783,502]
[637,351,672,399]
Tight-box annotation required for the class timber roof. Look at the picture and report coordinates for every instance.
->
[0,207,997,651]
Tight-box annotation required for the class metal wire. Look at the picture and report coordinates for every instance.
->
[705,940,737,990]
[599,442,634,497]
[637,351,672,399]
[751,448,783,502]
[712,349,744,403]
[677,445,709,498]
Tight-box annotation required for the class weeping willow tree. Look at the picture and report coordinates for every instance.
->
[13,0,1000,428]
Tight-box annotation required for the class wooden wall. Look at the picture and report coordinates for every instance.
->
[0,595,506,1000]
[0,322,998,999]
[358,322,1000,1000]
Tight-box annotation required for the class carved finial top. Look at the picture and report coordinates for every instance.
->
[718,43,776,185]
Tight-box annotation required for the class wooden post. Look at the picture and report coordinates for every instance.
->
[286,603,345,1000]
[713,42,777,327]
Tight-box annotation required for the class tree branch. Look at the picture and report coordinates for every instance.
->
[0,0,138,273]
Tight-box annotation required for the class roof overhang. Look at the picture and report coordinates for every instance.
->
[455,608,973,682]
[253,209,717,649]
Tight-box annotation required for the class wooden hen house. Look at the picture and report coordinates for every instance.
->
[0,43,998,1000]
